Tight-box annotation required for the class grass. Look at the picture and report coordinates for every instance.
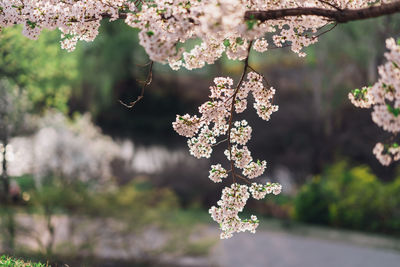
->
[0,255,48,267]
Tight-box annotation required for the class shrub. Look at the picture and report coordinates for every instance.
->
[294,161,400,234]
[294,175,333,225]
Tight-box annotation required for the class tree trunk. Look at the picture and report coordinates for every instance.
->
[2,133,9,200]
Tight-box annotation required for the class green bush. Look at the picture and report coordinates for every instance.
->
[0,26,79,113]
[294,175,333,225]
[294,161,400,234]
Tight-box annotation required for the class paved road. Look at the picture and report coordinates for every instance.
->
[211,230,400,267]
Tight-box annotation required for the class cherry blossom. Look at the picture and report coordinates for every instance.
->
[209,183,259,239]
[172,71,281,238]
[209,164,228,183]
[172,114,202,138]
[1,0,378,69]
[243,160,267,179]
[3,0,398,238]
[350,38,400,165]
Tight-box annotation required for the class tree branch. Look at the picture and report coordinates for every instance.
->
[226,41,253,183]
[244,1,400,23]
[119,61,153,108]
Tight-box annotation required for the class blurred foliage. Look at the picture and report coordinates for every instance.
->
[182,237,217,257]
[74,21,143,115]
[71,20,199,142]
[0,26,79,113]
[0,175,215,264]
[294,161,400,234]
[22,176,180,226]
[0,80,31,134]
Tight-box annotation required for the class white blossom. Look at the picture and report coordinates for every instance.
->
[351,38,400,165]
[209,164,228,183]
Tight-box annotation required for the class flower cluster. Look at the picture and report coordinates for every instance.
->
[187,126,216,159]
[1,1,377,68]
[373,142,400,166]
[249,182,282,200]
[172,114,202,138]
[209,164,228,183]
[209,183,258,239]
[0,1,138,51]
[348,87,374,108]
[243,160,267,179]
[224,145,253,169]
[209,181,282,239]
[350,38,400,165]
[245,72,279,121]
[172,71,281,238]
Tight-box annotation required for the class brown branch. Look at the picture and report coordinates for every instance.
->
[105,1,400,24]
[313,21,338,39]
[244,1,400,23]
[235,174,252,184]
[17,1,400,27]
[119,61,153,108]
[248,65,271,87]
[226,41,253,183]
[212,138,228,147]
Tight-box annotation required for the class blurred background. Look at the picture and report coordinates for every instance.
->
[1,14,400,267]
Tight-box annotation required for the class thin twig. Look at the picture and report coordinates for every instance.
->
[135,61,153,67]
[268,21,338,50]
[313,21,338,39]
[247,64,276,105]
[248,65,271,87]
[212,138,228,147]
[235,174,252,184]
[119,61,153,108]
[317,0,343,11]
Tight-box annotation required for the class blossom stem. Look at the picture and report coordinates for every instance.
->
[227,41,253,183]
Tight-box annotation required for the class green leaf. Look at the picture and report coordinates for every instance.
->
[246,18,257,30]
[26,20,37,29]
[236,37,244,45]
[223,39,231,47]
[386,104,400,117]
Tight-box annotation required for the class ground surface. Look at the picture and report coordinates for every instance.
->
[210,229,400,267]
[2,214,400,267]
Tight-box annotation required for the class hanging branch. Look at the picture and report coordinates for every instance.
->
[119,61,153,108]
[226,41,253,182]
